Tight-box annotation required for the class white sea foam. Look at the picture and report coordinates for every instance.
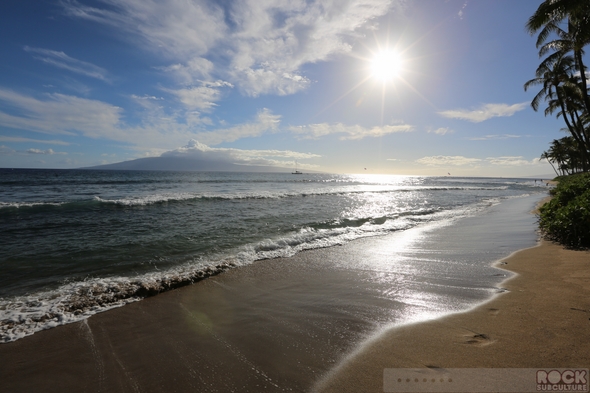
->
[0,201,65,209]
[0,261,236,343]
[0,185,508,210]
[89,186,505,207]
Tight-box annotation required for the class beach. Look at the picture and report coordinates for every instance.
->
[4,193,584,392]
[316,239,590,392]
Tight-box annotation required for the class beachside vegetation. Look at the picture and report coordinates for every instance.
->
[524,0,590,175]
[539,173,590,248]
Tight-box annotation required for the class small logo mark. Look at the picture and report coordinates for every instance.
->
[537,369,588,391]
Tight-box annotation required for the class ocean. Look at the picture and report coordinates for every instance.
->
[0,169,548,343]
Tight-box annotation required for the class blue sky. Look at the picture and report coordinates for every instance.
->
[0,0,569,176]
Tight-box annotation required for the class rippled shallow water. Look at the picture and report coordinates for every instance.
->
[0,169,547,342]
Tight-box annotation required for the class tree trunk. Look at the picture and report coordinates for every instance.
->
[557,89,590,171]
[574,50,590,115]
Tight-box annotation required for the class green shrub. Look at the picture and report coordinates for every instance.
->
[539,173,590,249]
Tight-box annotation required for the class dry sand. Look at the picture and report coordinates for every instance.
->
[314,240,590,392]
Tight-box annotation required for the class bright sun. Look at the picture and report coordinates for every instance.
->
[370,50,402,82]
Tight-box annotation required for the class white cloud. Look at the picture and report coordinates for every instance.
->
[486,156,541,166]
[428,127,453,135]
[131,94,164,101]
[222,0,395,96]
[416,155,482,166]
[0,89,122,137]
[202,80,234,88]
[0,89,193,153]
[438,102,528,122]
[170,86,221,111]
[157,57,216,84]
[237,68,312,97]
[166,81,233,111]
[62,0,226,59]
[194,108,281,145]
[26,148,66,155]
[416,155,543,168]
[290,123,414,140]
[162,139,320,168]
[62,0,396,96]
[0,89,284,154]
[0,136,71,145]
[0,145,67,156]
[24,46,110,82]
[468,134,522,141]
[457,1,468,19]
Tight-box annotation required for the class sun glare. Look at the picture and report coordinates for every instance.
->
[370,50,402,82]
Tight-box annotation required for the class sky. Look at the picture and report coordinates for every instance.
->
[0,0,572,176]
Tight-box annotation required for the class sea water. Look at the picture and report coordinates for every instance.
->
[0,169,548,342]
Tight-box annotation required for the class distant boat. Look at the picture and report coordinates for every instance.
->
[292,161,303,175]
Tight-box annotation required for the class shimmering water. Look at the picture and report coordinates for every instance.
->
[0,169,547,342]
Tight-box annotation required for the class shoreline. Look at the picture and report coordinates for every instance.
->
[314,238,590,392]
[0,193,558,392]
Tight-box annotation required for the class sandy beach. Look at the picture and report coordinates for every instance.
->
[315,240,590,392]
[2,194,589,392]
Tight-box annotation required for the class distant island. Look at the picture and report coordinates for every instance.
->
[82,139,310,173]
[82,156,295,173]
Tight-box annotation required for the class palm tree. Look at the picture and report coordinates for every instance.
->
[526,0,590,114]
[526,0,590,173]
[524,54,590,171]
[541,137,583,176]
[540,150,560,177]
[524,54,575,113]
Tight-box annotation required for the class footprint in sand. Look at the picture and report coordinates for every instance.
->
[488,308,500,316]
[464,333,494,346]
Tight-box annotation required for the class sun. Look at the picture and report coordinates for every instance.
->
[370,49,402,82]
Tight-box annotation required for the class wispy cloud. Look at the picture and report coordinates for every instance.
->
[0,88,121,137]
[457,1,468,20]
[486,156,541,166]
[62,0,396,97]
[417,155,543,167]
[24,46,110,82]
[0,145,67,156]
[416,155,482,166]
[467,134,523,141]
[289,123,414,140]
[0,89,183,153]
[0,136,71,145]
[0,88,289,154]
[427,127,453,135]
[166,81,233,111]
[162,139,320,168]
[158,58,216,84]
[62,0,226,58]
[131,94,164,101]
[26,148,66,155]
[438,102,528,122]
[193,108,281,145]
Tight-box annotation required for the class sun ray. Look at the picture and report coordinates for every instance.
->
[313,22,441,124]
[312,75,373,119]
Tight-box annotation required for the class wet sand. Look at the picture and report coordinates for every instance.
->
[2,194,577,393]
[315,240,590,392]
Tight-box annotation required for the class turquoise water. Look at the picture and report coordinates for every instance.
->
[0,169,547,342]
